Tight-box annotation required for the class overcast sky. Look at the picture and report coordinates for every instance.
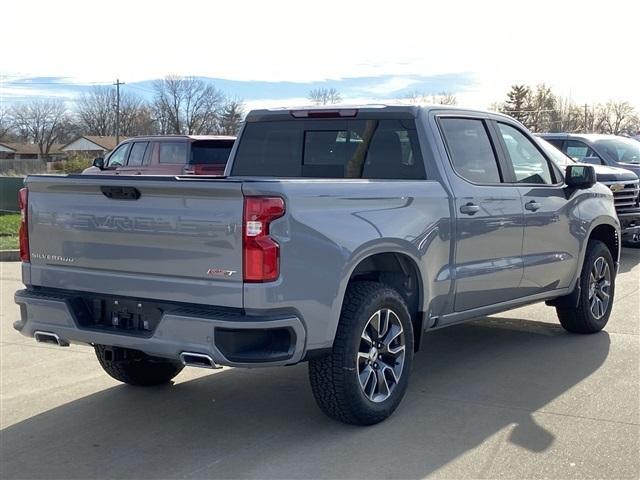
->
[2,0,638,110]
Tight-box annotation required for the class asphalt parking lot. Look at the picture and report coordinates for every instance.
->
[1,250,638,480]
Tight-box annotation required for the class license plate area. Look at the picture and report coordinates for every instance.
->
[71,296,164,336]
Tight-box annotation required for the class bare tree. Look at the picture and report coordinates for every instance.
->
[0,106,12,140]
[551,97,585,133]
[401,90,457,105]
[217,98,245,135]
[11,99,69,161]
[76,87,114,136]
[436,92,458,105]
[308,87,342,105]
[152,75,224,134]
[594,101,639,135]
[76,87,154,136]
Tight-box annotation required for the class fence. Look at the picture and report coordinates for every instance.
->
[0,158,47,176]
[0,177,26,212]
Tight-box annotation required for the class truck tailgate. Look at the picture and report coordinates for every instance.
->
[25,175,244,307]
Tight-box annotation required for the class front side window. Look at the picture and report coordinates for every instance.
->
[439,117,502,184]
[106,144,130,167]
[565,140,598,162]
[159,142,188,164]
[498,123,553,184]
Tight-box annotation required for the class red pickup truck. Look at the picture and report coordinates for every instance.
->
[85,135,236,176]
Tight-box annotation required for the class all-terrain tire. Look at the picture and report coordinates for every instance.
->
[95,345,184,386]
[308,281,414,425]
[556,240,615,334]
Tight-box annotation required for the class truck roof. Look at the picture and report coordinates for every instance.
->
[245,104,512,122]
[539,133,620,141]
[121,134,236,143]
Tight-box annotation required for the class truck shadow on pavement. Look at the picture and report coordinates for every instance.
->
[1,318,611,479]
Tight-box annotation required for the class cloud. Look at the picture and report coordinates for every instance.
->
[2,0,639,108]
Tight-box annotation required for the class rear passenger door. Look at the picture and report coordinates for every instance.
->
[494,122,581,294]
[438,116,525,312]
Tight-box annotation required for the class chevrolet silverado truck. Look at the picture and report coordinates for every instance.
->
[14,105,620,425]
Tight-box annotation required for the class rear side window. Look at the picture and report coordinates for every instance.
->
[159,142,188,164]
[127,142,149,167]
[232,119,425,179]
[191,140,234,165]
[439,118,502,183]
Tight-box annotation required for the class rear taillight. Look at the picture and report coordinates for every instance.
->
[183,164,225,176]
[243,197,285,282]
[18,187,29,262]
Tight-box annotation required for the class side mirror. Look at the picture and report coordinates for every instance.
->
[565,164,596,189]
[93,157,105,169]
[581,156,601,165]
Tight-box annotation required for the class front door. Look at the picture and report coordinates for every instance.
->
[495,122,580,294]
[438,116,525,312]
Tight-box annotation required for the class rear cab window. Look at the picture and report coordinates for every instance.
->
[231,118,426,179]
[190,140,234,165]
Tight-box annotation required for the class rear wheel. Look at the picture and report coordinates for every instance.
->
[95,345,183,386]
[556,240,615,333]
[308,281,414,425]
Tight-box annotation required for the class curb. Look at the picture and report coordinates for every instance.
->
[0,250,20,262]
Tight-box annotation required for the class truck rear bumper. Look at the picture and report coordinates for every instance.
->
[14,289,306,368]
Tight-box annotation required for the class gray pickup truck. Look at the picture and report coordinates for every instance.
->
[14,105,620,425]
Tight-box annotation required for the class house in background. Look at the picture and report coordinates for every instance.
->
[61,136,127,158]
[0,142,65,161]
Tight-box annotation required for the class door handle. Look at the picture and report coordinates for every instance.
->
[525,200,541,212]
[459,203,480,215]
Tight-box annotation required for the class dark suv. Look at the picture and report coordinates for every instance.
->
[85,135,236,176]
[539,133,640,176]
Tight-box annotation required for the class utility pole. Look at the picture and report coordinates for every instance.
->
[584,104,589,133]
[114,79,125,143]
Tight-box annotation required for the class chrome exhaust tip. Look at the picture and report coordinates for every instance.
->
[34,331,69,347]
[179,352,220,369]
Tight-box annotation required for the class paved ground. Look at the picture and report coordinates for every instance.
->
[1,251,638,480]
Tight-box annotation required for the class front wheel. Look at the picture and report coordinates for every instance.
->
[308,281,414,425]
[556,240,616,333]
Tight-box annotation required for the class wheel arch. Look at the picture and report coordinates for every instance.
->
[341,250,425,351]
